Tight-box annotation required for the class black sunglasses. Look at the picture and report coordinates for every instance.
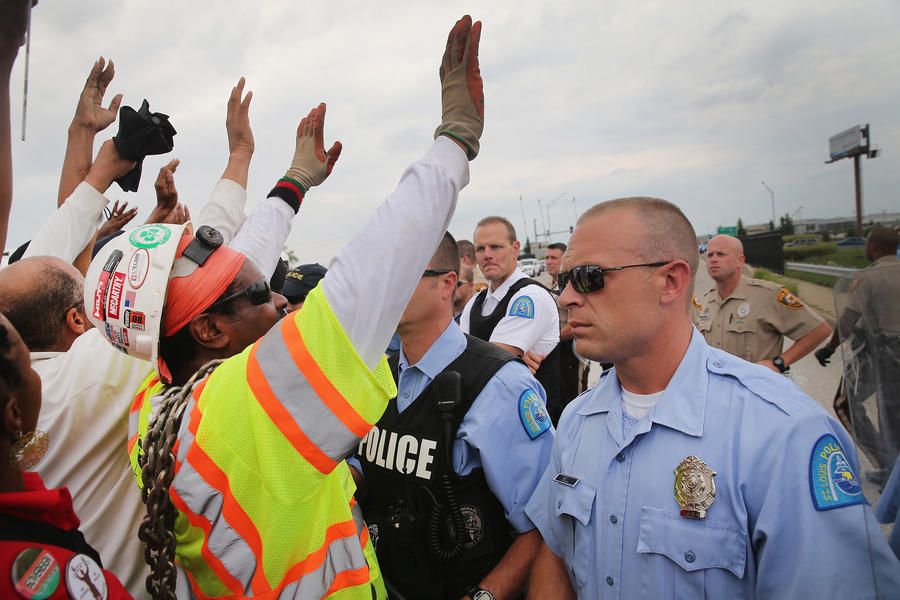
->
[558,261,672,294]
[207,278,271,311]
[423,269,455,277]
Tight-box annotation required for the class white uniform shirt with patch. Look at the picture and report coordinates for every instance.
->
[459,267,560,356]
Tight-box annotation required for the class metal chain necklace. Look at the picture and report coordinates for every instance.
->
[137,360,223,599]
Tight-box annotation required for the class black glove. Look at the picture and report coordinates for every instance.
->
[112,100,177,192]
[815,346,835,367]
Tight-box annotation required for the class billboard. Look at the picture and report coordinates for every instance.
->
[829,125,866,160]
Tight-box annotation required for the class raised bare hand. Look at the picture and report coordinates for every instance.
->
[97,200,137,238]
[226,77,254,156]
[73,57,123,133]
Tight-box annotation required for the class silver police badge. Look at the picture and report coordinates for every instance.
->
[674,455,717,519]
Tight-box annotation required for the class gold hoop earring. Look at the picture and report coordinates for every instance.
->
[9,429,49,470]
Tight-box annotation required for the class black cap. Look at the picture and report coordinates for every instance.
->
[282,263,327,302]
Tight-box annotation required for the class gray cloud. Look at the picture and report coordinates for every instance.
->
[5,1,899,264]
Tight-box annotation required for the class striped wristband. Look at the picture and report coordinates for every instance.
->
[267,176,307,214]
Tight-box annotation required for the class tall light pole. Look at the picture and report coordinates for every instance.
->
[546,192,569,242]
[535,198,547,244]
[761,181,775,230]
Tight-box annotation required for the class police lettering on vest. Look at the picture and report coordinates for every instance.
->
[358,426,438,481]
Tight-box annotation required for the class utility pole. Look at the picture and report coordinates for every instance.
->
[761,181,775,230]
[519,195,529,244]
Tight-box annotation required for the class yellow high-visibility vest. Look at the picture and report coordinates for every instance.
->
[129,286,392,598]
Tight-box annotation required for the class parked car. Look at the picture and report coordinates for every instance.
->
[836,237,866,247]
[784,238,818,247]
[698,243,707,254]
[518,258,539,276]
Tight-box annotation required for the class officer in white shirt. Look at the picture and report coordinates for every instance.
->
[459,216,561,418]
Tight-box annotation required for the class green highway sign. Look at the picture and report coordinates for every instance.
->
[717,226,738,235]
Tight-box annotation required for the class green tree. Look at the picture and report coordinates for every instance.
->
[737,218,747,237]
[523,238,532,255]
[283,246,299,269]
[779,213,795,235]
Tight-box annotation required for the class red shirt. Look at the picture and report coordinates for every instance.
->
[0,472,131,599]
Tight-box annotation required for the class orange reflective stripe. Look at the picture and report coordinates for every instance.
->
[276,520,359,591]
[325,566,372,597]
[169,486,244,597]
[184,399,271,595]
[280,317,372,437]
[246,343,336,474]
[126,433,138,455]
[130,374,159,414]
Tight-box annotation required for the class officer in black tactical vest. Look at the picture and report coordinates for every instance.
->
[458,216,562,422]
[351,233,554,600]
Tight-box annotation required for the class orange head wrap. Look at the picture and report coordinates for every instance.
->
[157,234,245,383]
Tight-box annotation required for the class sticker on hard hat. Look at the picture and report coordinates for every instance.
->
[92,250,124,320]
[107,273,127,320]
[128,248,150,289]
[129,225,172,249]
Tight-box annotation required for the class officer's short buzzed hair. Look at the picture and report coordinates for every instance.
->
[476,216,517,243]
[579,197,700,298]
[430,231,460,273]
[457,239,475,263]
[868,225,899,252]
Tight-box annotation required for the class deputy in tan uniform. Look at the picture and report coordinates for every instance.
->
[697,234,831,373]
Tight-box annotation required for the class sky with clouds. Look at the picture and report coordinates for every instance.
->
[6,1,900,264]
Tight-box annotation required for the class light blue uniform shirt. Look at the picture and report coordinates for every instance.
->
[525,328,900,598]
[352,321,554,533]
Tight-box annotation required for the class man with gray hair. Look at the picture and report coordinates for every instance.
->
[525,197,899,598]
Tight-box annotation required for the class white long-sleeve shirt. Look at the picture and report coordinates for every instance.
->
[324,136,468,369]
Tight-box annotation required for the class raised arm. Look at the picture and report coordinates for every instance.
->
[57,57,122,206]
[25,139,134,263]
[231,102,340,278]
[323,15,483,369]
[194,78,254,244]
[0,0,33,257]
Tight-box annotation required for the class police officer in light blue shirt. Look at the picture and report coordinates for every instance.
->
[350,233,553,599]
[525,198,900,599]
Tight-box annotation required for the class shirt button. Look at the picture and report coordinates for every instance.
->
[712,361,722,368]
[557,500,562,509]
[606,576,614,586]
[609,515,617,524]
[616,453,625,462]
[402,392,410,398]
[685,551,696,563]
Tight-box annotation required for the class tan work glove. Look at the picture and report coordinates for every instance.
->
[434,15,484,160]
[285,103,342,192]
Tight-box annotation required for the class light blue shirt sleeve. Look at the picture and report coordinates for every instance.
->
[749,410,900,597]
[455,361,555,533]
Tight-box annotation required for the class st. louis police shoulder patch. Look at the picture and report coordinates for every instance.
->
[519,389,551,440]
[508,295,535,319]
[809,434,866,511]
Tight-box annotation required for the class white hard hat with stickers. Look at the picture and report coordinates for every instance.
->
[83,222,225,370]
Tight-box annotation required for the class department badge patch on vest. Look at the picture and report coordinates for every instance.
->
[519,389,551,439]
[776,287,804,309]
[508,295,535,319]
[809,434,866,511]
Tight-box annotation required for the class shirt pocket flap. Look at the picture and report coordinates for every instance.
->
[636,507,747,578]
[726,319,755,334]
[553,478,597,526]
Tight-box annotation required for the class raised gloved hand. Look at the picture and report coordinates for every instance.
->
[285,103,342,193]
[815,346,835,367]
[434,15,483,160]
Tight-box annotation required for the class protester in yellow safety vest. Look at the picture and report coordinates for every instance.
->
[84,15,484,599]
